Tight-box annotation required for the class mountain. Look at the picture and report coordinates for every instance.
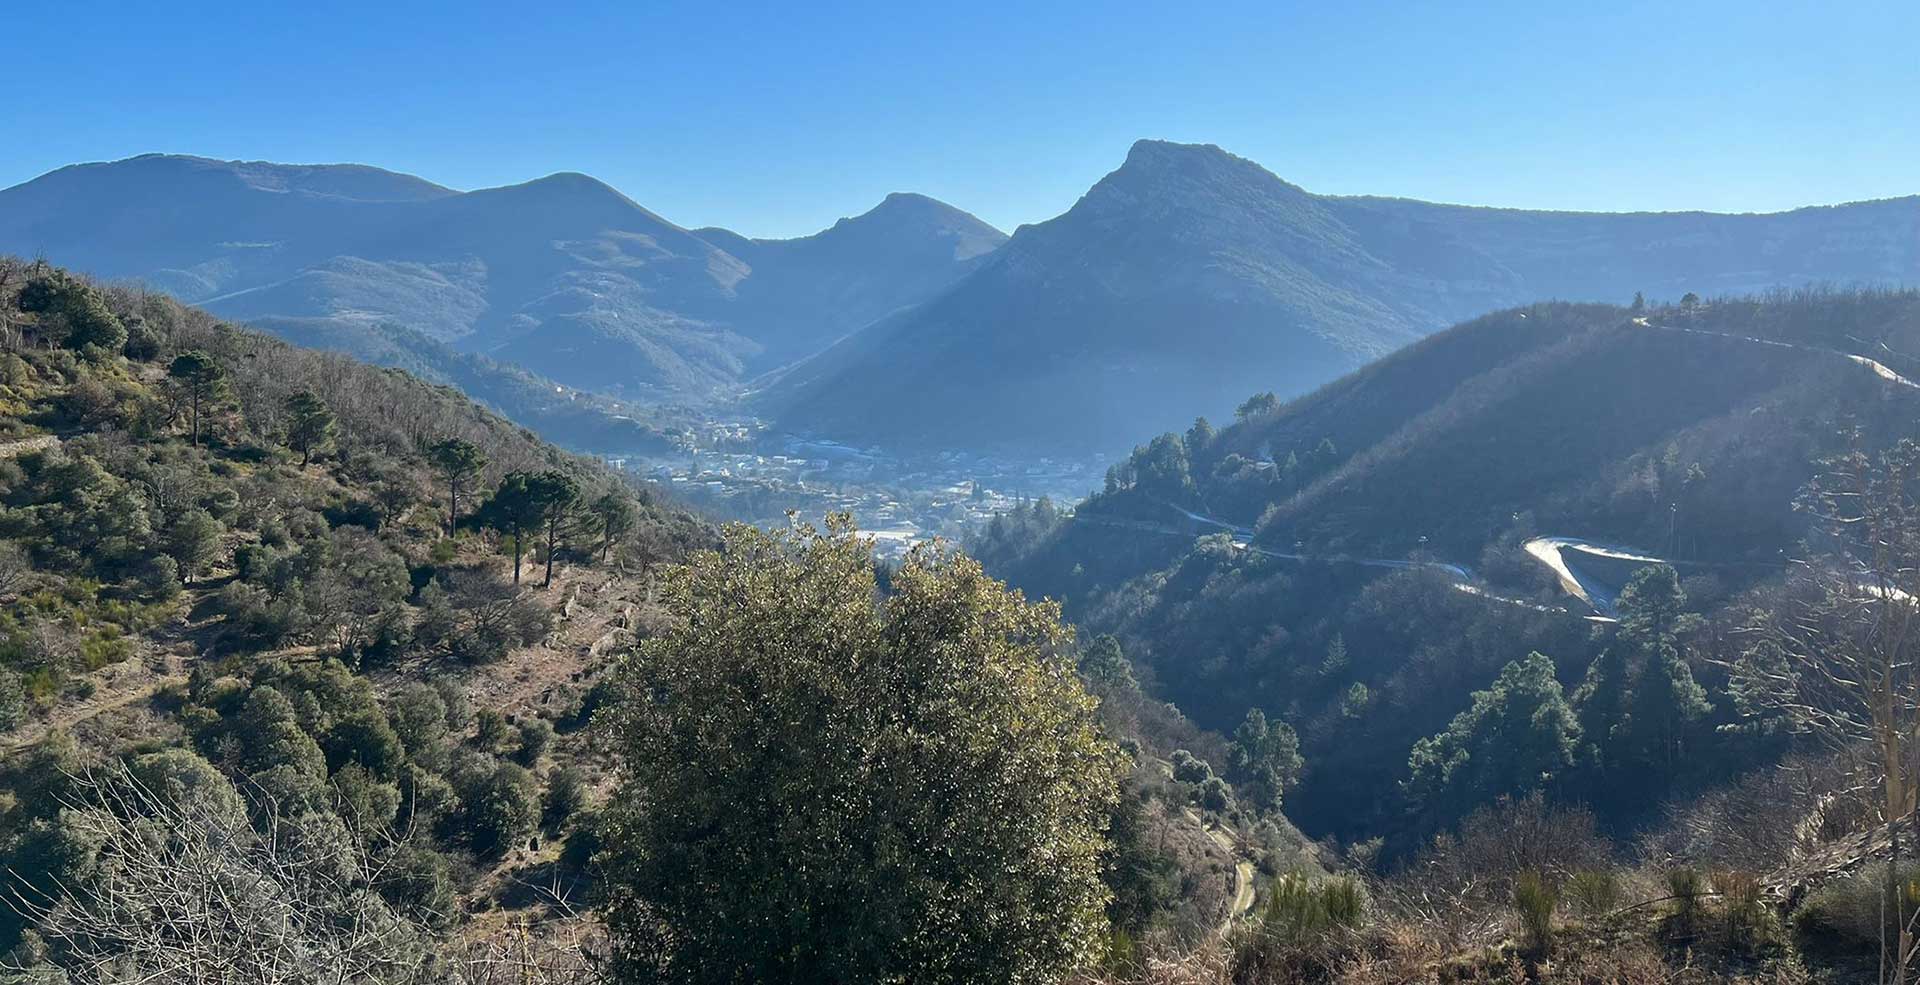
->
[0,154,1004,406]
[763,140,1920,457]
[695,192,1006,369]
[0,256,715,961]
[972,289,1920,843]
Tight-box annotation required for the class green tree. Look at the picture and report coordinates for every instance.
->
[1406,653,1580,817]
[166,350,227,447]
[1228,708,1304,810]
[1078,634,1136,690]
[18,271,125,354]
[532,470,580,588]
[163,508,224,584]
[1615,566,1710,776]
[476,470,574,585]
[283,389,336,467]
[1132,432,1195,503]
[598,517,1122,985]
[1571,646,1631,773]
[590,490,637,563]
[1235,391,1280,420]
[427,438,486,537]
[451,756,540,858]
[1185,416,1215,455]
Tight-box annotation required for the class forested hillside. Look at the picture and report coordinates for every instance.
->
[0,257,715,966]
[976,290,1920,846]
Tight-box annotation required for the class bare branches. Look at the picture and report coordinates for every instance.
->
[4,762,436,985]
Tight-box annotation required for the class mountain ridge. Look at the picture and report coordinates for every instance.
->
[763,140,1919,457]
[0,153,1002,410]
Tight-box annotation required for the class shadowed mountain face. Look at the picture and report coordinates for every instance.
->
[0,154,1006,401]
[761,140,1920,458]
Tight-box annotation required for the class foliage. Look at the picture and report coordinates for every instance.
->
[1227,707,1303,810]
[1563,869,1622,918]
[597,516,1123,984]
[283,389,336,466]
[0,260,709,966]
[1406,653,1579,820]
[1256,871,1367,943]
[1511,869,1557,956]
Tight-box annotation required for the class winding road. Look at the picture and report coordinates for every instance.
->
[1084,313,1920,620]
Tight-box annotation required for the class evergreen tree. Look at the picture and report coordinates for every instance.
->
[1227,708,1303,810]
[476,470,575,586]
[1571,646,1631,773]
[597,517,1120,984]
[1406,653,1579,817]
[590,490,637,563]
[1185,416,1215,456]
[283,390,336,467]
[532,471,580,588]
[1078,634,1137,690]
[1614,566,1710,777]
[166,350,226,447]
[427,438,486,537]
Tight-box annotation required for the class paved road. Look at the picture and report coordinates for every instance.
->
[1079,316,1915,620]
[1633,315,1920,388]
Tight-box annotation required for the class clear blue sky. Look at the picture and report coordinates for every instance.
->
[5,0,1914,238]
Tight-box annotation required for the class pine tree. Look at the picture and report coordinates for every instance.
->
[166,350,226,447]
[428,438,486,537]
[1406,653,1580,817]
[1613,566,1710,779]
[283,390,336,466]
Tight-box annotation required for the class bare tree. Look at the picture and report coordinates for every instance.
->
[1726,438,1920,982]
[5,762,437,985]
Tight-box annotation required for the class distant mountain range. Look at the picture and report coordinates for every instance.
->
[762,140,1920,457]
[0,153,1004,404]
[3,145,1914,461]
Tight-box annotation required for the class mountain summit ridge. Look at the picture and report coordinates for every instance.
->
[0,154,1003,400]
[762,140,1919,457]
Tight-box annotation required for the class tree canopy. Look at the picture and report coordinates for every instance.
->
[597,516,1123,984]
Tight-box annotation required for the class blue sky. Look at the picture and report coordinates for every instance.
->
[5,0,1915,238]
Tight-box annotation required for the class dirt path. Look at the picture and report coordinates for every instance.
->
[2,673,183,755]
[1182,809,1257,933]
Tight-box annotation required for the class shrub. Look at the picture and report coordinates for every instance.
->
[1170,748,1213,784]
[0,668,25,733]
[1714,869,1775,952]
[1512,869,1557,956]
[543,764,589,830]
[1564,868,1622,919]
[1666,866,1706,937]
[1794,862,1920,951]
[474,710,511,752]
[1258,871,1367,943]
[1199,775,1234,812]
[515,717,554,765]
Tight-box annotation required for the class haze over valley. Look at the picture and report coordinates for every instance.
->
[5,142,1914,544]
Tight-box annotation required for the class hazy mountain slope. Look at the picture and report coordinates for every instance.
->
[697,192,1006,369]
[766,141,1919,457]
[250,316,677,453]
[0,156,1001,403]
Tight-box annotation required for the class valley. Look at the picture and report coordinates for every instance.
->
[5,135,1920,985]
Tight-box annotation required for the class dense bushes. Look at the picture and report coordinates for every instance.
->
[0,261,707,974]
